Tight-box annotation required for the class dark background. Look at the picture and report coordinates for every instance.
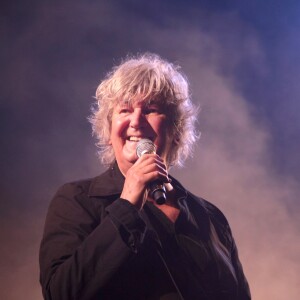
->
[1,1,300,299]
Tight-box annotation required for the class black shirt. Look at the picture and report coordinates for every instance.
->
[39,162,251,300]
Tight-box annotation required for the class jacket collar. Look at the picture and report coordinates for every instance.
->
[88,161,125,197]
[88,160,189,198]
[88,160,210,239]
[88,160,196,203]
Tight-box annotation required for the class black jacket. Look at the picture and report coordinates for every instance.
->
[39,163,251,300]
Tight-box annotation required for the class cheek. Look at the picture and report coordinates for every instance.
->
[154,118,171,149]
[157,117,169,136]
[111,116,128,136]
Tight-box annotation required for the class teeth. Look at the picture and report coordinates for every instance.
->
[128,136,152,142]
[129,136,142,141]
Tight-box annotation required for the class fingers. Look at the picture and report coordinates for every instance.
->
[120,154,170,209]
[133,154,170,182]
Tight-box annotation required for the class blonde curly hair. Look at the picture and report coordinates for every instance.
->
[89,53,198,167]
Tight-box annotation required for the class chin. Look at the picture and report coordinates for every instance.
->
[123,151,138,164]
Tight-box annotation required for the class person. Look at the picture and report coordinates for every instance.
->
[39,53,251,300]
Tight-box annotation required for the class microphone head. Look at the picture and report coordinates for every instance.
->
[136,139,156,157]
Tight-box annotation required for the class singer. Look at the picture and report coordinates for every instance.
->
[39,53,251,299]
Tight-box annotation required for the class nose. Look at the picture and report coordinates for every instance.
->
[130,108,146,129]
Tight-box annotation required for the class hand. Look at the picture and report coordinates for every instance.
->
[120,154,170,209]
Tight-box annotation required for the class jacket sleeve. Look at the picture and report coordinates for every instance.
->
[39,182,146,300]
[230,236,251,300]
[213,209,251,300]
[203,199,251,300]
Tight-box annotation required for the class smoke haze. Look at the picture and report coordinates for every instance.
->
[1,1,299,299]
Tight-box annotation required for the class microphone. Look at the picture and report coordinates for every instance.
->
[136,139,166,205]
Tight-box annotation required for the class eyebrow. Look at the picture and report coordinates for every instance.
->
[146,100,158,105]
[117,99,163,108]
[118,100,131,107]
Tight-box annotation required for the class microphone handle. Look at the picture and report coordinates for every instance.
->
[149,181,166,205]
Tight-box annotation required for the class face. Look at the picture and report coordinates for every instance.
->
[110,99,170,175]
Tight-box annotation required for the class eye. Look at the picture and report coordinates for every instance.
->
[119,108,130,114]
[118,106,132,114]
[144,106,161,115]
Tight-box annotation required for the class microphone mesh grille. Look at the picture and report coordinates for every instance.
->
[136,139,156,157]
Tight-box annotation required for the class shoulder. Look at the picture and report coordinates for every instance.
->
[186,191,233,247]
[171,175,230,227]
[48,168,115,219]
[194,193,229,226]
[188,190,230,227]
[48,177,99,222]
[53,166,115,201]
[55,177,94,198]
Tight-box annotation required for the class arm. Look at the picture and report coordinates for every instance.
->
[40,155,170,300]
[230,237,251,300]
[212,209,251,299]
[201,199,251,299]
[39,183,146,300]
